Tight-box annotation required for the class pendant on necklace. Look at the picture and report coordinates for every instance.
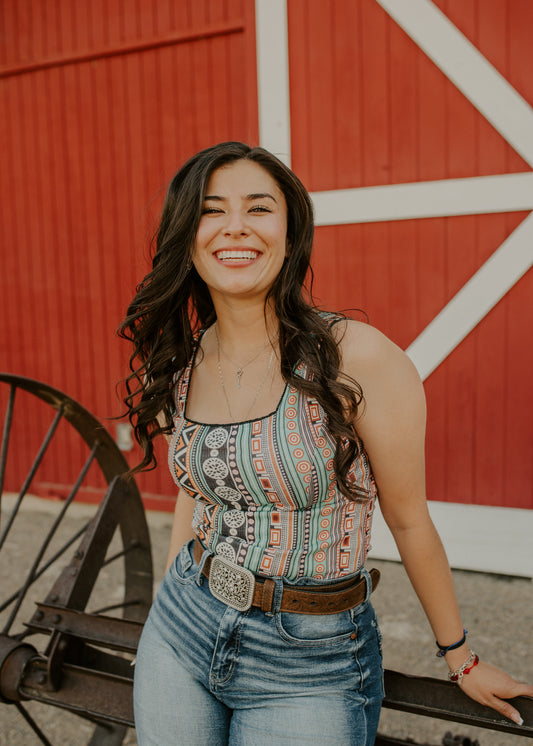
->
[236,368,243,388]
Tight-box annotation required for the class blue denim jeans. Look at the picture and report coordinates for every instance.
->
[134,540,384,745]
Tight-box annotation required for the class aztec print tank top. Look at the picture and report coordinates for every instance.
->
[168,325,378,581]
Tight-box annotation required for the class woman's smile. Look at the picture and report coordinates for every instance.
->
[214,247,261,264]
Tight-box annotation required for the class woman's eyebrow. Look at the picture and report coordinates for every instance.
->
[203,193,277,202]
[246,192,277,202]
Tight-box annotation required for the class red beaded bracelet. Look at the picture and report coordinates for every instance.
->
[448,651,479,683]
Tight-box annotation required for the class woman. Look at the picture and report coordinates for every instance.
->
[119,142,531,745]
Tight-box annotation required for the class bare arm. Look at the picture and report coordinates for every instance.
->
[340,321,533,724]
[165,488,196,572]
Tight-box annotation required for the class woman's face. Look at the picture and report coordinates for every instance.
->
[192,159,288,304]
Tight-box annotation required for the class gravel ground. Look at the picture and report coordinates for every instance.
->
[1,497,531,746]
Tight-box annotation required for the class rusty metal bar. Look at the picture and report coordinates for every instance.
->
[28,605,142,653]
[37,476,131,612]
[383,669,533,737]
[20,658,135,726]
[79,647,136,680]
[0,406,64,553]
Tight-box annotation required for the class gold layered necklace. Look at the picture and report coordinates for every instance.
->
[214,324,270,388]
[214,324,275,420]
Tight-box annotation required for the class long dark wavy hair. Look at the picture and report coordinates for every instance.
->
[118,141,367,500]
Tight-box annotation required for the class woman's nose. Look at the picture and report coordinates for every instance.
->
[223,211,249,236]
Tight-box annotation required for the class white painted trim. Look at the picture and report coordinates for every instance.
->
[254,0,291,166]
[308,3,533,385]
[369,500,533,578]
[311,174,533,383]
[311,172,533,226]
[375,0,533,168]
[406,211,533,380]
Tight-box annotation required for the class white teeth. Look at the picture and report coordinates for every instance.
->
[217,251,258,261]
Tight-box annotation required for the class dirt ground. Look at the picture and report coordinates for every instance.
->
[1,497,531,746]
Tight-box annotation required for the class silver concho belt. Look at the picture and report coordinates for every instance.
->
[208,555,255,612]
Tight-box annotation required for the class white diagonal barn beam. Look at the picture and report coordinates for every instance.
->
[375,0,533,168]
[255,0,291,166]
[255,0,533,384]
[372,0,533,381]
[311,172,533,225]
[406,212,533,380]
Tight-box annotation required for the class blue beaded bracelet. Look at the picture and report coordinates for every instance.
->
[435,629,467,658]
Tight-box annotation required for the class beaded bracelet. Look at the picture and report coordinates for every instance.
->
[448,650,479,683]
[435,628,467,658]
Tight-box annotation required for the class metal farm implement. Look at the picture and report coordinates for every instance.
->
[0,374,531,745]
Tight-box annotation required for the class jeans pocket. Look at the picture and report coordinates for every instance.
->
[169,539,198,585]
[275,608,357,648]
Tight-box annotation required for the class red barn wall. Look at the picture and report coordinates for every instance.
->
[1,0,532,513]
[0,0,258,506]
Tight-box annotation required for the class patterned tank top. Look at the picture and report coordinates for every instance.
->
[168,326,378,581]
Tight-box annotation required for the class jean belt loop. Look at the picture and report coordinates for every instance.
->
[266,577,285,616]
[195,544,210,585]
[360,567,373,604]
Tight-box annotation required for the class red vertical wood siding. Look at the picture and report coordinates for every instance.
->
[1,1,532,512]
[288,0,533,509]
[0,0,258,505]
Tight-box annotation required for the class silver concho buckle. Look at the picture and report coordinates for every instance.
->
[209,555,255,612]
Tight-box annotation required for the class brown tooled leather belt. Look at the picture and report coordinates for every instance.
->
[193,539,380,615]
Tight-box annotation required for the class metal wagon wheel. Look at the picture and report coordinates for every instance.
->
[0,373,153,746]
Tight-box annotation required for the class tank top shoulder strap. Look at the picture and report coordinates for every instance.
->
[317,310,346,330]
[170,329,204,418]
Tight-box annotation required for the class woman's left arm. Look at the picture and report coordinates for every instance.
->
[341,321,533,724]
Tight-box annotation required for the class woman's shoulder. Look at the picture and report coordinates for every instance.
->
[334,321,426,430]
[334,319,421,386]
[330,317,391,354]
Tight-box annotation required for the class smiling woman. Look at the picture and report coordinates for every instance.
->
[118,142,533,746]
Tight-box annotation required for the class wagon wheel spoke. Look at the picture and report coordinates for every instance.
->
[0,384,16,500]
[0,374,154,746]
[14,703,54,746]
[1,446,98,636]
[0,406,64,552]
[0,522,90,616]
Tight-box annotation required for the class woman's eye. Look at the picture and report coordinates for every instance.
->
[249,205,271,213]
[201,207,223,215]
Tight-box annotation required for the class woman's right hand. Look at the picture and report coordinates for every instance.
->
[453,657,533,725]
